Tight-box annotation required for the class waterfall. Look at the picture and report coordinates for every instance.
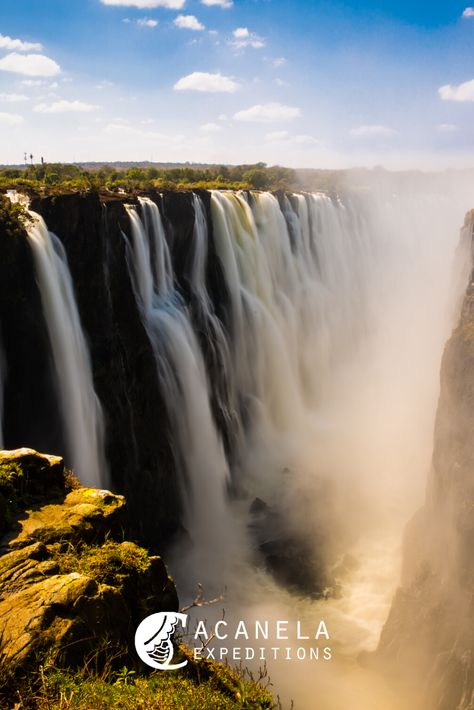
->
[26,212,106,487]
[126,197,232,579]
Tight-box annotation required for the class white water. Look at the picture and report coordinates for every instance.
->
[125,183,474,709]
[26,212,106,487]
[126,197,235,580]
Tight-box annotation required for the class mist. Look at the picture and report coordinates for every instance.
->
[165,172,474,709]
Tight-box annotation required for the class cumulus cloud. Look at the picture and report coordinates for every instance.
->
[439,78,474,102]
[100,0,185,7]
[137,17,158,27]
[174,15,205,30]
[0,53,60,77]
[0,92,29,103]
[462,7,474,17]
[0,111,24,125]
[349,124,398,138]
[0,34,43,52]
[174,71,240,92]
[234,102,301,123]
[200,0,233,7]
[273,57,286,68]
[200,121,222,132]
[34,100,99,113]
[231,27,265,49]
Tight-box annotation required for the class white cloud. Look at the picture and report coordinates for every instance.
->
[349,124,398,138]
[34,100,99,113]
[0,33,43,52]
[174,71,240,92]
[231,27,265,49]
[439,79,474,102]
[200,121,222,132]
[0,92,29,103]
[104,122,183,145]
[174,15,205,30]
[437,123,459,133]
[200,0,233,7]
[234,102,301,123]
[265,130,289,141]
[0,111,24,125]
[273,57,286,68]
[293,134,319,145]
[137,17,159,27]
[96,80,115,89]
[21,79,46,86]
[462,7,474,17]
[0,53,60,77]
[265,130,318,146]
[100,0,185,7]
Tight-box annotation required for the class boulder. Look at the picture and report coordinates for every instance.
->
[0,448,178,676]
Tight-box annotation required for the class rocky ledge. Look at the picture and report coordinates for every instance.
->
[0,448,178,678]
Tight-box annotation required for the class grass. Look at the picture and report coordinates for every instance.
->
[6,647,276,710]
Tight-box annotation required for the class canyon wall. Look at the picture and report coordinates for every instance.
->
[376,210,474,709]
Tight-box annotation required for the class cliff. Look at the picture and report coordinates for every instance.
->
[375,211,474,709]
[0,190,231,548]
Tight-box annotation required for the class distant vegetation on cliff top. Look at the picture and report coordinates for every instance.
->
[0,161,346,196]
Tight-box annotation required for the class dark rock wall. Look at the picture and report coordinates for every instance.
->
[376,211,474,710]
[0,212,64,455]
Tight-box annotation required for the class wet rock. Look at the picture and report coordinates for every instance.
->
[249,497,330,597]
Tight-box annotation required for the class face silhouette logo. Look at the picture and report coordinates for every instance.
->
[135,612,188,670]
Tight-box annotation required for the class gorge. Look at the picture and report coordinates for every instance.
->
[1,173,473,708]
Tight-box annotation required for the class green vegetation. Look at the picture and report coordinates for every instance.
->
[0,193,33,238]
[4,647,275,710]
[0,162,297,195]
[50,539,152,586]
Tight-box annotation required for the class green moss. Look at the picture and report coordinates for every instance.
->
[51,540,151,587]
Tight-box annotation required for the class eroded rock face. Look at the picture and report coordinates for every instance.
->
[0,448,178,676]
[375,212,474,710]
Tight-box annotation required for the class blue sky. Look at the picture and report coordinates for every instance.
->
[0,0,474,168]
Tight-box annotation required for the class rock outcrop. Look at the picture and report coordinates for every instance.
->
[375,211,474,709]
[0,448,178,677]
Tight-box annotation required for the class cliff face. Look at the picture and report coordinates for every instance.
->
[376,211,474,710]
[0,192,223,548]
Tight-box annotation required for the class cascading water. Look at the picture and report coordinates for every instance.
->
[25,212,106,487]
[122,184,474,709]
[13,179,467,709]
[125,197,234,580]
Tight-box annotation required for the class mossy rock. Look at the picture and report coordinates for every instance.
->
[0,449,178,680]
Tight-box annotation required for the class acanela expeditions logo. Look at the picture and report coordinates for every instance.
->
[135,613,332,669]
[135,612,189,670]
